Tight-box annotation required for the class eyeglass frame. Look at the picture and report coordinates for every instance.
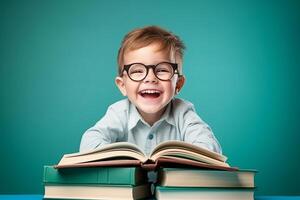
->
[120,62,182,82]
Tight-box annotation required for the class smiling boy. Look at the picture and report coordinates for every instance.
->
[80,26,222,155]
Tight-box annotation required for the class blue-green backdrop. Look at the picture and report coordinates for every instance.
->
[0,0,299,195]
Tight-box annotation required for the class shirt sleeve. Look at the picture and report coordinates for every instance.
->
[79,105,126,152]
[178,100,222,154]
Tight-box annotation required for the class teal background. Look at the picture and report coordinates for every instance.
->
[0,0,299,195]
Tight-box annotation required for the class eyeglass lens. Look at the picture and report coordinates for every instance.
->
[128,63,174,81]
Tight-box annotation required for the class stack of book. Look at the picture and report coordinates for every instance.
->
[43,166,150,199]
[155,167,256,200]
[43,140,256,199]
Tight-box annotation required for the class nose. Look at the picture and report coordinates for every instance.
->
[143,68,158,83]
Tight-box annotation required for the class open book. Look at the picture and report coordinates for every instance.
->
[56,140,235,170]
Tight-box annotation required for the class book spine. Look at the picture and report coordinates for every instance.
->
[43,166,142,186]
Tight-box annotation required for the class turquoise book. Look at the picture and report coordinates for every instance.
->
[43,165,147,186]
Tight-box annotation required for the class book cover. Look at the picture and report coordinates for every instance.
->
[43,166,147,186]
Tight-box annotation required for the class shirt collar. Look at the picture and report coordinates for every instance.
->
[127,99,176,130]
[128,102,141,130]
[156,100,176,126]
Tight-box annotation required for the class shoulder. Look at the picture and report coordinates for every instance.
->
[171,98,203,124]
[106,99,130,118]
[97,99,131,130]
[171,98,196,112]
[108,98,130,110]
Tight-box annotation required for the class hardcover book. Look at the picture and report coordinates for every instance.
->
[56,140,234,170]
[155,186,254,200]
[44,166,147,186]
[44,184,150,200]
[157,168,256,188]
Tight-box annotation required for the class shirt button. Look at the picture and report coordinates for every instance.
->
[148,134,154,140]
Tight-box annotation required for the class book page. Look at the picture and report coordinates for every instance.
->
[150,140,227,162]
[150,148,229,167]
[63,142,146,158]
[57,142,148,166]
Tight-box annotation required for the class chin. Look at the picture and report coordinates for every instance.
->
[138,105,166,115]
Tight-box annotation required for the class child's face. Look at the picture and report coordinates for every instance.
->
[115,43,185,125]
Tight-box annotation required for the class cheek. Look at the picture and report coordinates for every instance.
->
[165,81,177,95]
[124,80,139,94]
[171,79,178,89]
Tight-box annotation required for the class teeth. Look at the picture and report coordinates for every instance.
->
[141,90,160,94]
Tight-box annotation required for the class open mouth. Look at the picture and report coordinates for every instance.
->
[139,89,161,98]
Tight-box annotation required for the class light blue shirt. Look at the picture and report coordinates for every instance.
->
[80,98,222,155]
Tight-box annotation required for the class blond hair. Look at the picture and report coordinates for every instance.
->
[117,26,185,75]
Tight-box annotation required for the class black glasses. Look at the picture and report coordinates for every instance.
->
[121,62,181,82]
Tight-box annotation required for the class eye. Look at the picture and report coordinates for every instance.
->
[130,69,144,74]
[156,63,172,74]
[156,68,169,73]
[128,64,146,75]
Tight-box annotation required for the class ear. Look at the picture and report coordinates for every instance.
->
[175,76,185,94]
[115,76,127,96]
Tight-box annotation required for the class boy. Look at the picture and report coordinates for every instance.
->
[80,26,222,155]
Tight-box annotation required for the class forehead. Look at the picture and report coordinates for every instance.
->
[123,43,173,65]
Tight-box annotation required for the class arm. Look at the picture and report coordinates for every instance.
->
[183,111,222,154]
[79,105,127,152]
[175,99,222,154]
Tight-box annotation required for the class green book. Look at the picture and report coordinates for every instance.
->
[157,168,256,188]
[156,186,254,200]
[43,166,147,186]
